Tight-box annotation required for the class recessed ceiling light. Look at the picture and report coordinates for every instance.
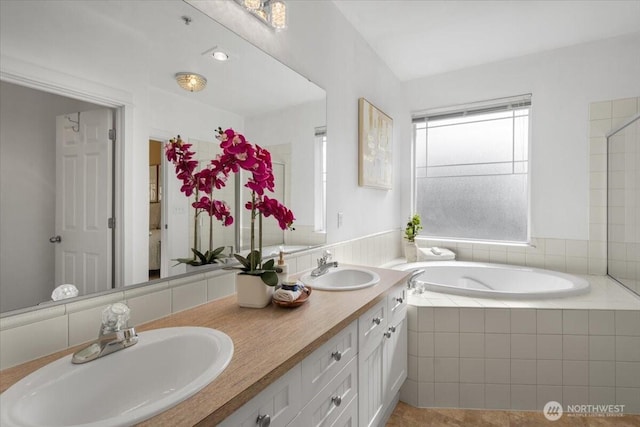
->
[212,51,229,61]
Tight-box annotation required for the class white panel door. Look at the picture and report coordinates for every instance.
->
[55,109,113,295]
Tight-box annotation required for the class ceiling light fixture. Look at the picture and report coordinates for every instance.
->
[212,51,229,61]
[234,0,287,31]
[175,72,207,92]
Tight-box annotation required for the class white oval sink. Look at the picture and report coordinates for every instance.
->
[0,326,233,427]
[300,267,380,291]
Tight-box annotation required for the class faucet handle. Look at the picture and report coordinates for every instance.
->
[323,250,332,259]
[101,303,131,333]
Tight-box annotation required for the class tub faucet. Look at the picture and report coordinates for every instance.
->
[311,250,338,277]
[407,269,425,293]
[72,303,138,364]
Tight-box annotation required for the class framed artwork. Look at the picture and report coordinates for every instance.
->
[358,97,393,189]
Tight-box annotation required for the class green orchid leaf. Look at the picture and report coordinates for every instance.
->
[234,254,251,270]
[203,251,216,264]
[260,271,278,286]
[192,248,207,264]
[212,246,226,257]
[262,258,275,270]
[247,250,262,268]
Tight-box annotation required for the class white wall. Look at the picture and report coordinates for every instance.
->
[402,33,640,241]
[188,1,408,244]
[0,82,101,312]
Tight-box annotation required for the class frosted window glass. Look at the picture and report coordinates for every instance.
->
[414,99,530,243]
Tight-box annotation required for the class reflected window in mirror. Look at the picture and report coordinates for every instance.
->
[315,127,327,232]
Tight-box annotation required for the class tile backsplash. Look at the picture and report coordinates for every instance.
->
[417,237,600,275]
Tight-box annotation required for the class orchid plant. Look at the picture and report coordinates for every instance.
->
[165,136,233,266]
[215,128,295,286]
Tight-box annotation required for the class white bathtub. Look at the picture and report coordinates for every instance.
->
[394,261,590,299]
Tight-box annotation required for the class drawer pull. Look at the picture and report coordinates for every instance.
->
[331,351,342,362]
[372,317,382,325]
[384,330,392,338]
[389,325,396,333]
[332,395,342,407]
[396,297,404,304]
[256,414,271,427]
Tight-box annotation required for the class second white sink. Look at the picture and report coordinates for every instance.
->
[300,267,380,291]
[0,326,233,427]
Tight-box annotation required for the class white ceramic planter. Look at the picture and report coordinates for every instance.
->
[404,242,418,262]
[235,273,273,308]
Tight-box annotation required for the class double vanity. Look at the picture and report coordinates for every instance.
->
[0,265,409,426]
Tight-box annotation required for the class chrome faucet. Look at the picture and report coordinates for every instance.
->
[407,269,425,294]
[72,303,138,364]
[311,250,338,277]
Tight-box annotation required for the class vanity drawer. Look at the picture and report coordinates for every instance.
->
[219,363,302,427]
[387,285,407,324]
[330,393,357,427]
[302,320,357,402]
[358,299,387,353]
[291,356,358,427]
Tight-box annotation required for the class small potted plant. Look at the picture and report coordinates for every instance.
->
[404,214,422,262]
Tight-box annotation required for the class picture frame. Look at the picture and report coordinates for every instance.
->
[358,97,393,189]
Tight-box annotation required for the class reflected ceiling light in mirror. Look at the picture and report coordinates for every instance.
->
[234,0,287,31]
[175,73,207,92]
[212,51,229,61]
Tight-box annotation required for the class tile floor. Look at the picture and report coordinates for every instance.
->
[386,401,640,426]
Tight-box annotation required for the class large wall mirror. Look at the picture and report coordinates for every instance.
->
[0,0,327,314]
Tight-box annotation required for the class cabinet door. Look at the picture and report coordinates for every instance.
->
[358,334,387,427]
[385,313,407,404]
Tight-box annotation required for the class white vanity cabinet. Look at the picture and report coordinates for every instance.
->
[220,321,358,427]
[219,285,408,427]
[358,287,407,427]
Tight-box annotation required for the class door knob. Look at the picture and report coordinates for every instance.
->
[49,235,62,243]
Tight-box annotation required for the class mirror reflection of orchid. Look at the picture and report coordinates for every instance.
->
[215,128,295,286]
[165,136,234,266]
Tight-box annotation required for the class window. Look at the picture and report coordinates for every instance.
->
[413,94,531,243]
[314,127,327,232]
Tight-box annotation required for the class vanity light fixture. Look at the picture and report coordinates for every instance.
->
[234,0,287,31]
[175,72,207,92]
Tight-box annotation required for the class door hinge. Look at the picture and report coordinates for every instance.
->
[108,128,116,142]
[108,217,115,229]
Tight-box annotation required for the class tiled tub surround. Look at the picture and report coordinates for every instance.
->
[400,283,640,414]
[0,230,402,370]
